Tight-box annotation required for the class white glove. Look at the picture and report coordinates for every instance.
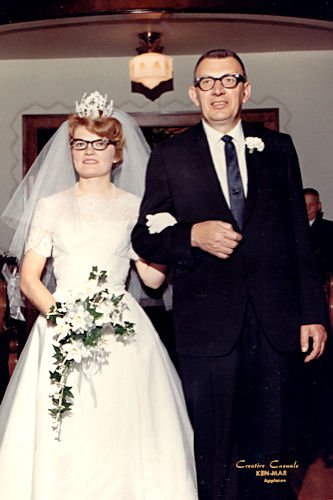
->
[146,212,177,234]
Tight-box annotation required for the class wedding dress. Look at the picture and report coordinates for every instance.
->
[0,187,197,500]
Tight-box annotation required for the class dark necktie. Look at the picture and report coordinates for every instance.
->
[222,135,245,230]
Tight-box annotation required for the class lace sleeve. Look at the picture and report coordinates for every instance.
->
[25,198,53,258]
[113,192,141,261]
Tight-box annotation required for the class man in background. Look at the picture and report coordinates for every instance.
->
[304,187,333,286]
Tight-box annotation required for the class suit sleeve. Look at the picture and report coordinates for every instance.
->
[131,145,197,267]
[284,135,327,326]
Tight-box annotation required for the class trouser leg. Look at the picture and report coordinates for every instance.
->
[235,303,298,499]
[177,351,239,500]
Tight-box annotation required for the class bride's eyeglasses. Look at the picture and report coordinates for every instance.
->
[70,138,115,151]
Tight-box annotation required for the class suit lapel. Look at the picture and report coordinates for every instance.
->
[190,123,234,222]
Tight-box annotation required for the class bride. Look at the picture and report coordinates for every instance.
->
[0,92,197,499]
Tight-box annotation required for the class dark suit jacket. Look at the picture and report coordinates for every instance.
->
[132,121,327,356]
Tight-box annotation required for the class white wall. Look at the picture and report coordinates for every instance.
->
[0,50,332,251]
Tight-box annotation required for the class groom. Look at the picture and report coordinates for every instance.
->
[132,49,327,499]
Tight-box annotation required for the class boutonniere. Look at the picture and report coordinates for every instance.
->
[245,137,265,154]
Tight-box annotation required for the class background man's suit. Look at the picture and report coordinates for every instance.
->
[132,120,327,499]
[309,213,333,285]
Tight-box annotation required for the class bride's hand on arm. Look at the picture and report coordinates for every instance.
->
[20,249,56,316]
[135,258,167,290]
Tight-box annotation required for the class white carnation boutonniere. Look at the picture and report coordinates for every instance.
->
[245,137,265,154]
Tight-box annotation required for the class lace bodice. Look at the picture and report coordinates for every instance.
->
[26,186,140,292]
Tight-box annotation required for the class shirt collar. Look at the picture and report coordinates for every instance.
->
[202,119,245,146]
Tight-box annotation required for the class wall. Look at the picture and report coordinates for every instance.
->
[0,50,332,250]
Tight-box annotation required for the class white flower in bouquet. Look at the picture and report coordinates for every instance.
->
[54,316,71,340]
[95,301,113,327]
[68,303,94,333]
[62,341,90,363]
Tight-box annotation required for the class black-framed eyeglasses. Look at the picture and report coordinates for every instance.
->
[70,138,115,151]
[194,73,246,91]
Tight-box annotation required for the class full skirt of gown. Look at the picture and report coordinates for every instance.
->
[0,292,197,500]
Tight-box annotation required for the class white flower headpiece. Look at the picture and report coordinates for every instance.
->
[75,91,114,119]
[245,136,265,154]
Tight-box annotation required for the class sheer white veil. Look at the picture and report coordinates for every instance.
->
[111,109,150,196]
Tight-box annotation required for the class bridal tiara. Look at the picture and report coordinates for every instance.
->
[75,91,114,119]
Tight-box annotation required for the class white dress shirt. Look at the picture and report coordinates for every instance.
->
[202,119,248,207]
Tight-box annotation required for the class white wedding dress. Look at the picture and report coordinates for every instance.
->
[0,187,197,500]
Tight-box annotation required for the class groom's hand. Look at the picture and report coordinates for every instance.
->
[191,220,242,259]
[300,324,327,362]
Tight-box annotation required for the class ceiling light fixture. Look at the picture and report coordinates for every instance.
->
[129,32,173,90]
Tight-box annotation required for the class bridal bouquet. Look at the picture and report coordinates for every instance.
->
[47,266,135,439]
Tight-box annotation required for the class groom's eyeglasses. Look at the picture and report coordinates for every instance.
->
[70,138,115,151]
[194,73,246,91]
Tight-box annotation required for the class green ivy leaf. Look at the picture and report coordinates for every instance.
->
[49,370,61,382]
[63,386,74,399]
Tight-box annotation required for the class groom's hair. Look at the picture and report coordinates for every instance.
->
[193,49,247,81]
